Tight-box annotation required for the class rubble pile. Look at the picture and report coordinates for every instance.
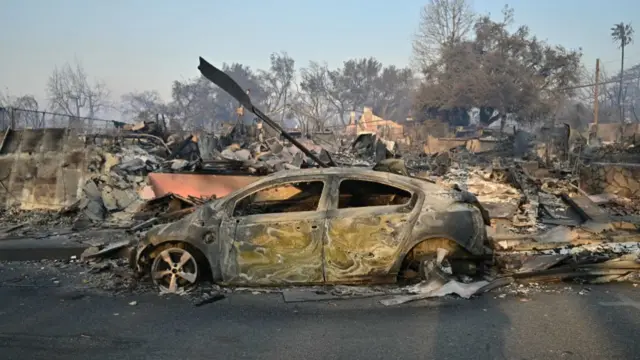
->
[342,132,398,165]
[166,123,344,174]
[215,137,314,173]
[73,173,145,229]
[374,125,640,304]
[496,248,640,284]
[62,143,163,229]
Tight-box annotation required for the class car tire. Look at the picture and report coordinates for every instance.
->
[150,244,202,294]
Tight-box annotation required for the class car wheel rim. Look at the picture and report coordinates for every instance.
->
[151,248,199,293]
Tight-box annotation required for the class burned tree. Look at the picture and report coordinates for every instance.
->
[416,6,582,129]
[120,90,166,121]
[261,52,296,121]
[372,66,415,121]
[212,63,267,123]
[46,61,111,124]
[324,58,414,124]
[323,58,385,125]
[611,22,634,122]
[168,63,267,130]
[324,65,353,126]
[412,0,476,70]
[290,61,335,132]
[168,77,216,130]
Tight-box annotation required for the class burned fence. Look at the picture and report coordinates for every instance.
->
[0,107,119,132]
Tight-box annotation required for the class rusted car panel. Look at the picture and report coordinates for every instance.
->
[134,167,489,287]
[227,213,325,285]
[325,211,412,283]
[136,205,220,273]
[322,171,420,282]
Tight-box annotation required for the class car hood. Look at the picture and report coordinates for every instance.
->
[143,203,219,246]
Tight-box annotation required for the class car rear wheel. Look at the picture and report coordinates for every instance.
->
[418,253,452,283]
[399,238,460,284]
[151,246,200,294]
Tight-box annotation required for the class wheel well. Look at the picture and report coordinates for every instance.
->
[398,237,466,282]
[141,241,212,280]
[403,238,464,262]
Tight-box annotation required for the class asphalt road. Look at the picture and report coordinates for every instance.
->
[0,264,639,360]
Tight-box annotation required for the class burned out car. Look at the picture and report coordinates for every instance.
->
[133,168,490,293]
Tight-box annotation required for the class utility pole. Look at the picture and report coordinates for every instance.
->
[281,91,287,124]
[593,58,600,144]
[10,107,15,129]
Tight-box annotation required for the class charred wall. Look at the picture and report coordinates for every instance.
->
[0,128,90,210]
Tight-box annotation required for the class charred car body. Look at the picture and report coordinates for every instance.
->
[133,167,490,293]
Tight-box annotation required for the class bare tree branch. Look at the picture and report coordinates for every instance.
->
[46,60,111,121]
[412,0,475,71]
[120,90,165,121]
[260,52,295,121]
[289,62,335,132]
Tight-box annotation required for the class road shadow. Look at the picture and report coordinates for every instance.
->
[581,284,640,360]
[431,294,511,360]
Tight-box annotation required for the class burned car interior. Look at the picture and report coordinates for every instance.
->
[233,181,325,216]
[337,180,412,208]
[231,178,414,217]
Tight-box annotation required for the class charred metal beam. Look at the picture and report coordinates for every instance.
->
[197,57,331,168]
[169,134,199,160]
[90,133,171,153]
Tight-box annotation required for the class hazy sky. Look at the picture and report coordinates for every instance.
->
[2,0,640,114]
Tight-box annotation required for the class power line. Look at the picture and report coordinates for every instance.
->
[558,75,640,91]
[597,54,640,67]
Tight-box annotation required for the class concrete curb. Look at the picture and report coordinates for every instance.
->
[0,238,89,261]
[0,228,135,262]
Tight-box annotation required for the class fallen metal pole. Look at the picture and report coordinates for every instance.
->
[252,107,333,167]
[197,57,331,168]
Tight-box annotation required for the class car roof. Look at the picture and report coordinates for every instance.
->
[262,166,395,179]
[255,167,446,192]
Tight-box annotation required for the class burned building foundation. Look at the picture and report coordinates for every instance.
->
[580,162,640,198]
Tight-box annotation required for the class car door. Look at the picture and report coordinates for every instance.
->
[224,178,328,285]
[323,176,417,283]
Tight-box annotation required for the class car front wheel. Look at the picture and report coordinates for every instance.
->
[151,246,200,294]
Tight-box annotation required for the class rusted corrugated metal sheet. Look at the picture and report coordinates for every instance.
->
[147,173,261,199]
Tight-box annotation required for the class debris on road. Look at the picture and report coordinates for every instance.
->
[381,248,491,306]
[193,293,226,307]
[282,287,387,303]
[80,240,132,261]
